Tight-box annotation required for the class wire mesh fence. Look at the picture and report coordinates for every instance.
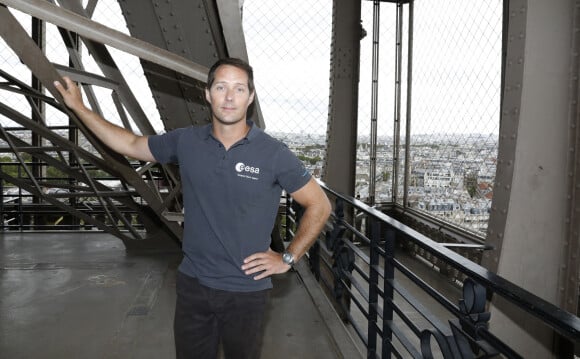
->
[243,0,332,177]
[243,1,501,236]
[0,0,502,236]
[407,0,502,234]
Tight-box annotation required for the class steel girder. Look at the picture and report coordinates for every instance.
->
[117,0,264,130]
[0,0,264,246]
[0,2,190,244]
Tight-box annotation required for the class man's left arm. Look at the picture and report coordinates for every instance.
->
[242,178,331,280]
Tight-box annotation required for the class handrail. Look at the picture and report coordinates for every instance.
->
[318,180,580,340]
[287,179,580,358]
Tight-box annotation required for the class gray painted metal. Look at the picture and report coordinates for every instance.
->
[0,0,209,82]
[368,0,380,206]
[481,0,522,274]
[392,3,404,205]
[118,0,216,130]
[562,0,580,320]
[215,0,264,128]
[0,4,184,243]
[322,0,362,197]
[402,1,414,211]
[484,1,578,356]
[58,0,156,136]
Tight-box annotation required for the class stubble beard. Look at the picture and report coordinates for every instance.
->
[212,111,247,127]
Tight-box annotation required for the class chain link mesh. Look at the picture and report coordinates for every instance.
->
[407,0,502,234]
[243,0,332,177]
[0,1,502,235]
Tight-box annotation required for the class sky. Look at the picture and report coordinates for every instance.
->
[0,0,502,138]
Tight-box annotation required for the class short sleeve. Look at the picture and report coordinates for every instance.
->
[148,128,188,164]
[274,144,311,193]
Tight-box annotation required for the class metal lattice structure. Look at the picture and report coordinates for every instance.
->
[1,1,579,357]
[0,0,227,244]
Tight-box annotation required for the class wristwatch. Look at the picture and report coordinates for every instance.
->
[282,251,295,266]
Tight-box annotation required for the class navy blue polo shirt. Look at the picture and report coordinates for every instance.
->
[148,121,311,292]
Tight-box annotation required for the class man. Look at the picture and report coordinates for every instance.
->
[54,57,331,359]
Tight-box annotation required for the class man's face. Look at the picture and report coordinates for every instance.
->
[205,65,255,126]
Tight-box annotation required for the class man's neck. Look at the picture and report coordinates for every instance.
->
[212,119,250,150]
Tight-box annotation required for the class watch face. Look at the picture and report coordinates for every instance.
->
[283,252,294,265]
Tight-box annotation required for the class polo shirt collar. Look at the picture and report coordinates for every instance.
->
[203,119,261,143]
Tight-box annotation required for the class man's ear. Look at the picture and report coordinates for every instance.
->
[249,91,255,105]
[205,88,211,104]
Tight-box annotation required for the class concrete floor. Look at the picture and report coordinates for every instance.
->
[0,232,357,359]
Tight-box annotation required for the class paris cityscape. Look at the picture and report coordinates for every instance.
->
[276,131,497,235]
[1,129,497,235]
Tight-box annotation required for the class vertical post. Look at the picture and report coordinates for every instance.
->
[0,164,3,231]
[309,241,320,280]
[285,192,292,242]
[322,0,361,198]
[31,16,44,229]
[367,218,380,357]
[383,227,395,358]
[403,0,414,210]
[392,2,404,204]
[369,0,380,206]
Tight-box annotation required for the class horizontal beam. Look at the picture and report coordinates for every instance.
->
[0,0,209,82]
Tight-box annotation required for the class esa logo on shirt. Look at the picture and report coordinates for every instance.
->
[235,162,260,180]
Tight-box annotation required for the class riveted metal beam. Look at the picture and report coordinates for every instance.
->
[322,0,362,197]
[0,0,209,82]
[216,0,264,128]
[484,0,579,356]
[0,4,183,243]
[118,0,214,130]
[561,0,580,319]
[481,0,524,273]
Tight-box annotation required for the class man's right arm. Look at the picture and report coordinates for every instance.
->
[54,77,155,162]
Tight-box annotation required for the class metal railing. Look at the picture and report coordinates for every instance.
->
[283,181,580,358]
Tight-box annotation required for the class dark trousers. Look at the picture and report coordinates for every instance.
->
[174,271,270,359]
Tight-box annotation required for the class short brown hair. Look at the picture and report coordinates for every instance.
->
[206,58,255,94]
